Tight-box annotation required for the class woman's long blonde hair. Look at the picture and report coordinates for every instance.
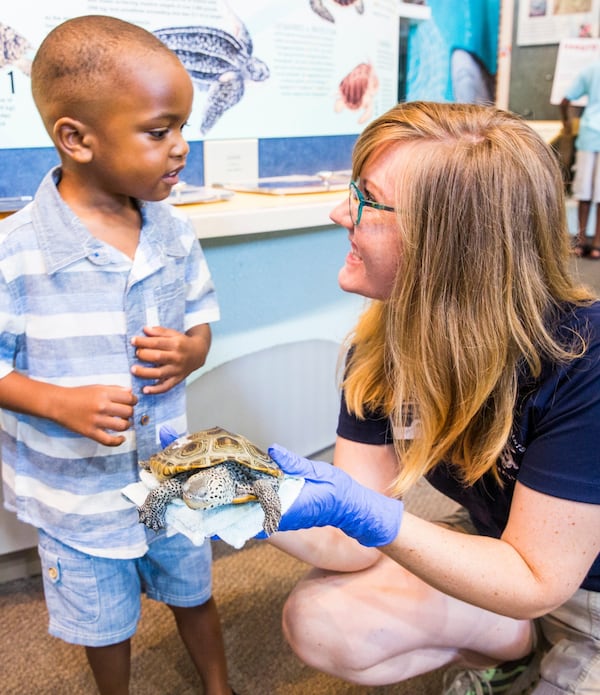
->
[342,101,594,496]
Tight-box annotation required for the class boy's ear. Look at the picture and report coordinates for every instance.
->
[53,117,94,163]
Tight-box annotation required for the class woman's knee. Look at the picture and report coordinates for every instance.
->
[282,581,372,679]
[281,585,342,666]
[282,586,321,653]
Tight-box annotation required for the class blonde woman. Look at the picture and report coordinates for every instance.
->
[264,102,600,695]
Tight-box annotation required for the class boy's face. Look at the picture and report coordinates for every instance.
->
[83,53,194,202]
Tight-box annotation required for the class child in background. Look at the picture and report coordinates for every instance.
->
[0,15,234,695]
[560,58,600,258]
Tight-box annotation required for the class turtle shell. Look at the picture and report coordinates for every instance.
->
[142,426,283,482]
[339,63,373,109]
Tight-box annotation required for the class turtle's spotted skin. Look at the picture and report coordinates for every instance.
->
[137,427,283,536]
[154,14,269,134]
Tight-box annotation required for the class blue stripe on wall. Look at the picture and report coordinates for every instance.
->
[1,135,356,198]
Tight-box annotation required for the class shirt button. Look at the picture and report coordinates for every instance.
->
[140,415,150,426]
[48,566,58,580]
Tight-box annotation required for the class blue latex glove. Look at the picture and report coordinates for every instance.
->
[159,425,181,448]
[269,444,403,547]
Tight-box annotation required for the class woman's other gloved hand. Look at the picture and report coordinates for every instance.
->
[159,424,181,447]
[269,444,403,547]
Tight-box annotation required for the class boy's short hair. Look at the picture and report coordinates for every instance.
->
[31,14,177,132]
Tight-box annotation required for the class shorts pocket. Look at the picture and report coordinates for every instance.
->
[38,542,101,626]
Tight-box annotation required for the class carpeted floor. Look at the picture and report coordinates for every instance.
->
[1,255,598,695]
[0,478,456,695]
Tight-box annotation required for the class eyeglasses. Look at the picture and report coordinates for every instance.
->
[348,180,396,226]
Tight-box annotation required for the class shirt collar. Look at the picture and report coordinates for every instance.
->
[32,167,187,274]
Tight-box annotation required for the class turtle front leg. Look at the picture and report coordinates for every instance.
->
[138,478,183,531]
[310,0,335,22]
[200,72,244,134]
[252,479,282,536]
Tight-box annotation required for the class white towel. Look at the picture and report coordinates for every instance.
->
[122,469,304,549]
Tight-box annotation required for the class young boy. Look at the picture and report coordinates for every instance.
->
[0,15,235,695]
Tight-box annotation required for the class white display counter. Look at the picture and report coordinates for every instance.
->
[178,188,345,239]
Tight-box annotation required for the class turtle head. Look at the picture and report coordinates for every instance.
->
[182,466,236,510]
[247,57,269,82]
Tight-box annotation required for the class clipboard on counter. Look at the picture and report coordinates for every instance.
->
[213,171,351,196]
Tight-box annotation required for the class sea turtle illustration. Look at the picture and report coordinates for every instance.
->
[137,426,284,536]
[0,23,33,76]
[154,16,269,134]
[309,0,365,23]
[335,62,379,124]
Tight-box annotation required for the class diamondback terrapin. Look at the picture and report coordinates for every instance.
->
[137,426,284,536]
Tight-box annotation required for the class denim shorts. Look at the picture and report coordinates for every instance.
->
[37,528,213,647]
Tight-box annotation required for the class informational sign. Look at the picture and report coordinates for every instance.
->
[517,0,600,47]
[0,0,399,149]
[550,37,600,104]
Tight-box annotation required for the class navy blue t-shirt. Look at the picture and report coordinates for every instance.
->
[337,303,600,592]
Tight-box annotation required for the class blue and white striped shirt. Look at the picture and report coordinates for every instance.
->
[0,168,220,558]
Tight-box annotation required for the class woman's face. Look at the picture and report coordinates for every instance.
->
[331,143,407,300]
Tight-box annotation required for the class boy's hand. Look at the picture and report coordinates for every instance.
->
[55,385,137,446]
[130,324,210,394]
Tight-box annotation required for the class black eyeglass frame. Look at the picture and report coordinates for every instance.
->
[349,180,396,226]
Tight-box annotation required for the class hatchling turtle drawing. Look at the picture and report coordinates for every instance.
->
[137,426,284,536]
[0,22,33,76]
[154,13,269,134]
[335,62,379,124]
[310,0,365,23]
